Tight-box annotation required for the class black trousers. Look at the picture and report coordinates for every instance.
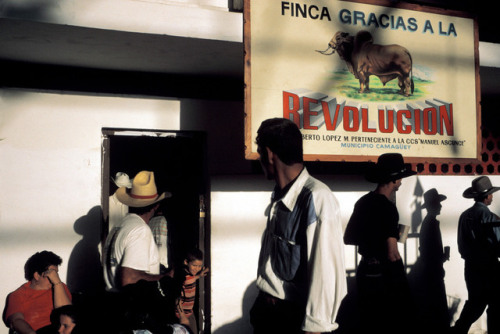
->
[453,260,500,334]
[250,291,305,334]
[355,258,416,334]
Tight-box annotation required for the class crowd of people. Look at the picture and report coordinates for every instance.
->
[250,118,500,334]
[3,117,500,334]
[3,171,208,334]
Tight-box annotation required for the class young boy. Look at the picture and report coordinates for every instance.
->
[179,248,209,334]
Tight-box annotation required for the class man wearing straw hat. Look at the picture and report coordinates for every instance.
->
[452,176,500,334]
[103,170,171,292]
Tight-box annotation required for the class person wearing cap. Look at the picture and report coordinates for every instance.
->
[250,118,347,334]
[452,176,500,334]
[103,170,172,291]
[415,188,450,333]
[344,153,417,334]
[108,172,132,231]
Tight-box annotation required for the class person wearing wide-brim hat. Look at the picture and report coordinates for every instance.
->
[115,170,171,207]
[422,188,447,212]
[453,176,500,334]
[103,171,172,292]
[364,152,417,184]
[344,153,417,334]
[462,175,500,200]
[418,188,451,333]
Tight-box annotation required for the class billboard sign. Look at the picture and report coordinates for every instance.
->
[244,0,480,162]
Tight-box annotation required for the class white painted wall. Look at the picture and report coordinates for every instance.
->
[0,90,180,333]
[0,0,242,42]
[1,1,499,334]
[210,174,500,334]
[0,92,498,334]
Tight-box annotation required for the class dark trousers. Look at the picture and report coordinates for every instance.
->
[453,260,500,334]
[250,290,305,334]
[355,258,416,334]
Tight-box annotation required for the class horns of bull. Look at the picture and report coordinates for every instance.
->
[315,46,336,55]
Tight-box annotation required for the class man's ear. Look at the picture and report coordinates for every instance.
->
[33,272,41,281]
[266,147,274,165]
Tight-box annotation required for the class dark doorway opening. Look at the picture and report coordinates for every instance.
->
[101,128,210,332]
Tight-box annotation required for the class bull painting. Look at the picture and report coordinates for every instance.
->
[317,30,414,96]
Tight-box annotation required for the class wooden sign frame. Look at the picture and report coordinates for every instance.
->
[244,0,481,164]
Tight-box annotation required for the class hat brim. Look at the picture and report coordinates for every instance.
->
[115,187,172,207]
[422,194,447,208]
[365,167,416,183]
[463,186,500,199]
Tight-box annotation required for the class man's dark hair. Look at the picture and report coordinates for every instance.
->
[24,251,62,280]
[185,248,203,263]
[256,118,303,165]
[475,193,489,203]
[129,202,159,215]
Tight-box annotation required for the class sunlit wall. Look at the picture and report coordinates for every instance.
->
[0,90,180,334]
[210,174,500,334]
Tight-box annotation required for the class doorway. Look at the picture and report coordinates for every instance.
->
[101,127,210,332]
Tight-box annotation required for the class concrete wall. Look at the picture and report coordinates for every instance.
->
[0,90,497,334]
[1,1,499,334]
[0,90,180,332]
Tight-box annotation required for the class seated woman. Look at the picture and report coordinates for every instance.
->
[3,251,72,334]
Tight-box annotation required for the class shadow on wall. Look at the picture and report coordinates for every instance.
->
[336,183,462,334]
[1,0,59,21]
[213,281,259,334]
[67,206,105,295]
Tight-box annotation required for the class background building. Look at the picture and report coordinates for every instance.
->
[1,1,499,333]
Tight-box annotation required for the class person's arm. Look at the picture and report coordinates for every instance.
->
[303,191,347,333]
[120,266,166,287]
[176,298,191,328]
[45,268,71,308]
[195,267,209,280]
[7,313,36,334]
[387,237,401,262]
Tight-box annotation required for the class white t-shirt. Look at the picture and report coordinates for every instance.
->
[103,213,160,291]
[109,193,128,231]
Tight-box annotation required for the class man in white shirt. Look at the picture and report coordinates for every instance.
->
[250,118,347,334]
[103,170,171,291]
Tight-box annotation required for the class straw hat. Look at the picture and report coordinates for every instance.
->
[463,176,500,199]
[365,153,416,183]
[116,171,171,207]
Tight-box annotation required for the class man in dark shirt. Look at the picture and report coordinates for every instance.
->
[344,153,416,334]
[452,176,500,334]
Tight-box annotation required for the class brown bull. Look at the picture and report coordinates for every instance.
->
[317,30,414,96]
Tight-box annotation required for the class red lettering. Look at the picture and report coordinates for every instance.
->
[439,104,453,135]
[343,106,359,132]
[283,91,301,128]
[303,97,319,130]
[321,101,340,131]
[379,109,394,133]
[396,109,412,134]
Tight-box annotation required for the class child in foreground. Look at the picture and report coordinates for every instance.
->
[178,248,209,334]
